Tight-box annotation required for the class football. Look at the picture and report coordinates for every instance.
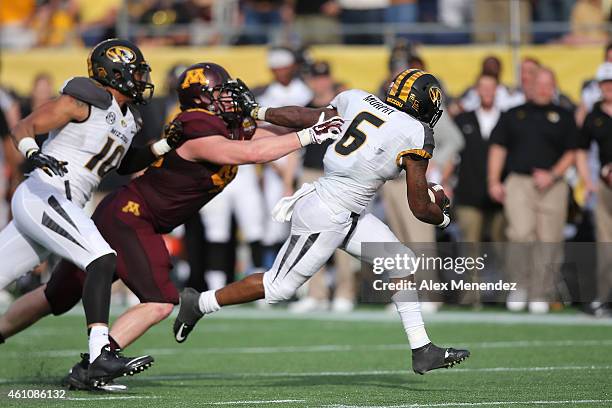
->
[428,182,447,209]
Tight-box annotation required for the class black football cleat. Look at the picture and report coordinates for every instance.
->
[63,353,128,392]
[173,288,204,343]
[88,346,154,387]
[412,342,470,375]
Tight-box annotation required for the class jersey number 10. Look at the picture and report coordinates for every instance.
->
[334,111,385,156]
[85,137,125,177]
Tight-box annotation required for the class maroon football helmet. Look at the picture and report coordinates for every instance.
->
[176,62,244,127]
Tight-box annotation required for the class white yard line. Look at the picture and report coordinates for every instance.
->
[326,400,612,408]
[203,399,305,405]
[4,339,612,359]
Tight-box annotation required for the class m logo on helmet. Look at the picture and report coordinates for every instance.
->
[429,87,442,105]
[181,68,208,89]
[106,46,136,64]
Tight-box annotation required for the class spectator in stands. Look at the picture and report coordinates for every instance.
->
[576,42,612,126]
[576,62,612,315]
[288,61,356,313]
[75,0,120,46]
[0,1,37,49]
[488,67,578,314]
[451,74,505,244]
[133,0,197,45]
[385,0,418,39]
[33,0,79,47]
[338,0,387,44]
[240,0,291,44]
[291,0,340,44]
[564,0,610,44]
[533,0,575,43]
[472,0,531,43]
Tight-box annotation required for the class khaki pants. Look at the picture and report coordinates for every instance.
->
[455,206,505,243]
[473,0,531,43]
[504,174,568,301]
[596,180,612,301]
[300,168,357,301]
[382,178,435,243]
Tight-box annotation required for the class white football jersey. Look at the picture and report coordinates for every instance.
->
[314,89,435,214]
[30,77,140,207]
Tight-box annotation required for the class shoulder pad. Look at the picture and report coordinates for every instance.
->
[61,77,112,109]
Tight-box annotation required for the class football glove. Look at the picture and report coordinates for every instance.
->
[26,150,68,177]
[438,196,451,229]
[232,78,260,118]
[296,112,344,147]
[164,119,184,149]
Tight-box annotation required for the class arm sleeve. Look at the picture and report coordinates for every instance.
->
[116,144,157,175]
[60,77,112,109]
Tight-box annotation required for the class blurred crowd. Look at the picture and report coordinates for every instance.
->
[1,0,611,48]
[0,39,611,316]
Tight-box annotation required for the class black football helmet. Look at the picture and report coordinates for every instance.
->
[385,69,443,128]
[176,62,245,129]
[87,39,154,105]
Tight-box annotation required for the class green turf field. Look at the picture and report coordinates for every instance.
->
[0,308,611,407]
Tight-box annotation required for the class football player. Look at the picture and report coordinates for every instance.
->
[0,39,186,385]
[0,62,343,390]
[174,69,471,374]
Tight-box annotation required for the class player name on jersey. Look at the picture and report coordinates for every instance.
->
[363,94,396,115]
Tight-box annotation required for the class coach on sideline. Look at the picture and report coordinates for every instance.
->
[487,67,578,314]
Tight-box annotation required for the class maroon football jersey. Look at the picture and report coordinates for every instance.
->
[130,109,248,233]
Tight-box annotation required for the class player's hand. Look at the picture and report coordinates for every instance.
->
[439,195,451,229]
[26,150,68,177]
[232,78,259,118]
[296,112,344,146]
[488,181,505,203]
[164,119,184,149]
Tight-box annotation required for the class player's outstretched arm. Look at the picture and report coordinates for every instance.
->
[254,106,338,129]
[181,114,343,165]
[403,156,447,226]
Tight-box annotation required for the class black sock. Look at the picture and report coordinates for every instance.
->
[82,254,116,326]
[0,331,5,344]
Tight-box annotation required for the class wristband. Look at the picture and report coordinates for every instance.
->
[296,129,311,147]
[18,137,39,158]
[151,138,172,157]
[437,213,451,228]
[251,106,268,121]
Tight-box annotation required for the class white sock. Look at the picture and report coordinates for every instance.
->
[394,301,430,349]
[205,270,227,290]
[198,290,221,315]
[88,325,109,363]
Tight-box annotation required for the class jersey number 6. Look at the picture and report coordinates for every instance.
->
[334,111,385,156]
